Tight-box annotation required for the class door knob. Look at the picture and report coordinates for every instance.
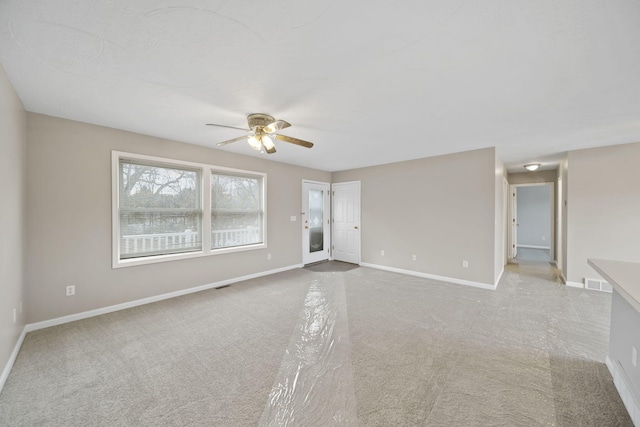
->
[305,226,309,229]
[354,226,358,229]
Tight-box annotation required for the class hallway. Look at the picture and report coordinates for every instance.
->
[515,247,552,263]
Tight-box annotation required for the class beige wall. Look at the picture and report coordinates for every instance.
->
[0,64,26,377]
[333,147,498,286]
[26,113,330,323]
[507,169,557,185]
[27,108,639,321]
[566,142,640,283]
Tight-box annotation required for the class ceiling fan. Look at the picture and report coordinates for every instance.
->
[206,113,314,154]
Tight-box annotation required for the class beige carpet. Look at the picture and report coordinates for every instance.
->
[0,261,632,426]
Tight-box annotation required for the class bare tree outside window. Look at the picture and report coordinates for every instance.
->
[114,152,267,266]
[119,161,202,259]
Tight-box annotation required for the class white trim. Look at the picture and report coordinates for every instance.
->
[516,244,551,250]
[360,263,496,291]
[606,356,640,425]
[25,264,302,333]
[112,151,268,269]
[509,182,555,262]
[114,243,269,268]
[331,180,362,265]
[301,180,331,265]
[202,160,211,254]
[0,328,27,395]
[503,177,509,266]
[566,281,584,289]
[559,270,567,284]
[508,184,517,259]
[495,267,504,289]
[301,179,330,186]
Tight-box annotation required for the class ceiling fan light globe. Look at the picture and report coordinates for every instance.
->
[262,135,275,150]
[248,136,262,151]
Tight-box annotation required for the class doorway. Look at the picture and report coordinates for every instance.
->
[302,180,331,265]
[332,181,361,264]
[508,183,554,263]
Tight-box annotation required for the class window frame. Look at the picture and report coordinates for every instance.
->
[210,170,266,250]
[112,151,267,268]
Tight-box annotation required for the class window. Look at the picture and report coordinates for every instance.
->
[118,159,202,259]
[211,172,264,249]
[113,152,266,267]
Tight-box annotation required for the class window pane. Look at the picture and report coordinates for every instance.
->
[309,189,324,253]
[119,161,202,258]
[211,173,263,249]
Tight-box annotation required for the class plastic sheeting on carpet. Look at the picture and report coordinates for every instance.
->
[259,275,358,426]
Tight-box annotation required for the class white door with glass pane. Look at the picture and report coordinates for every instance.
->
[302,181,330,265]
[332,181,360,264]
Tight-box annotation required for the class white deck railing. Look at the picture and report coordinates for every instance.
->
[121,228,260,255]
[210,227,260,248]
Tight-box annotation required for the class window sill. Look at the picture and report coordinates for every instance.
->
[113,242,267,269]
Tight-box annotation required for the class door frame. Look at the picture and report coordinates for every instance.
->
[503,177,509,265]
[509,182,555,262]
[509,184,518,259]
[331,180,361,265]
[302,180,331,265]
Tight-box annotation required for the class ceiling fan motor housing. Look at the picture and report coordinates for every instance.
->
[247,113,275,131]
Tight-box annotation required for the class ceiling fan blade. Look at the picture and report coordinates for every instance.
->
[264,119,291,133]
[264,144,277,154]
[276,134,314,148]
[217,135,249,146]
[206,123,249,131]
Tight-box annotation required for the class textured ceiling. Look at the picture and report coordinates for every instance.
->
[1,0,640,172]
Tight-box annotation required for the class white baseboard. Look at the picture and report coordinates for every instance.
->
[359,263,496,291]
[495,267,504,289]
[566,281,584,289]
[0,327,27,395]
[25,263,303,333]
[517,245,551,250]
[606,356,640,425]
[558,270,567,284]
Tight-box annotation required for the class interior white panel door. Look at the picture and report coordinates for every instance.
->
[332,181,360,264]
[302,181,331,265]
[509,185,518,259]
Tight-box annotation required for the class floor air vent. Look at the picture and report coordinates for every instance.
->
[584,278,612,293]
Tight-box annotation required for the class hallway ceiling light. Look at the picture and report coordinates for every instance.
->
[524,163,541,171]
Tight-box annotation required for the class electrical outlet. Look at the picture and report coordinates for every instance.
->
[541,236,546,241]
[267,253,272,260]
[633,346,637,367]
[412,254,417,261]
[463,260,469,268]
[66,285,75,296]
[381,250,385,256]
[13,309,16,324]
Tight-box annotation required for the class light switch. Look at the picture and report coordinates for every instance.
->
[290,216,296,222]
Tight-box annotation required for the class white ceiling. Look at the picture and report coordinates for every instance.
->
[1,0,640,173]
